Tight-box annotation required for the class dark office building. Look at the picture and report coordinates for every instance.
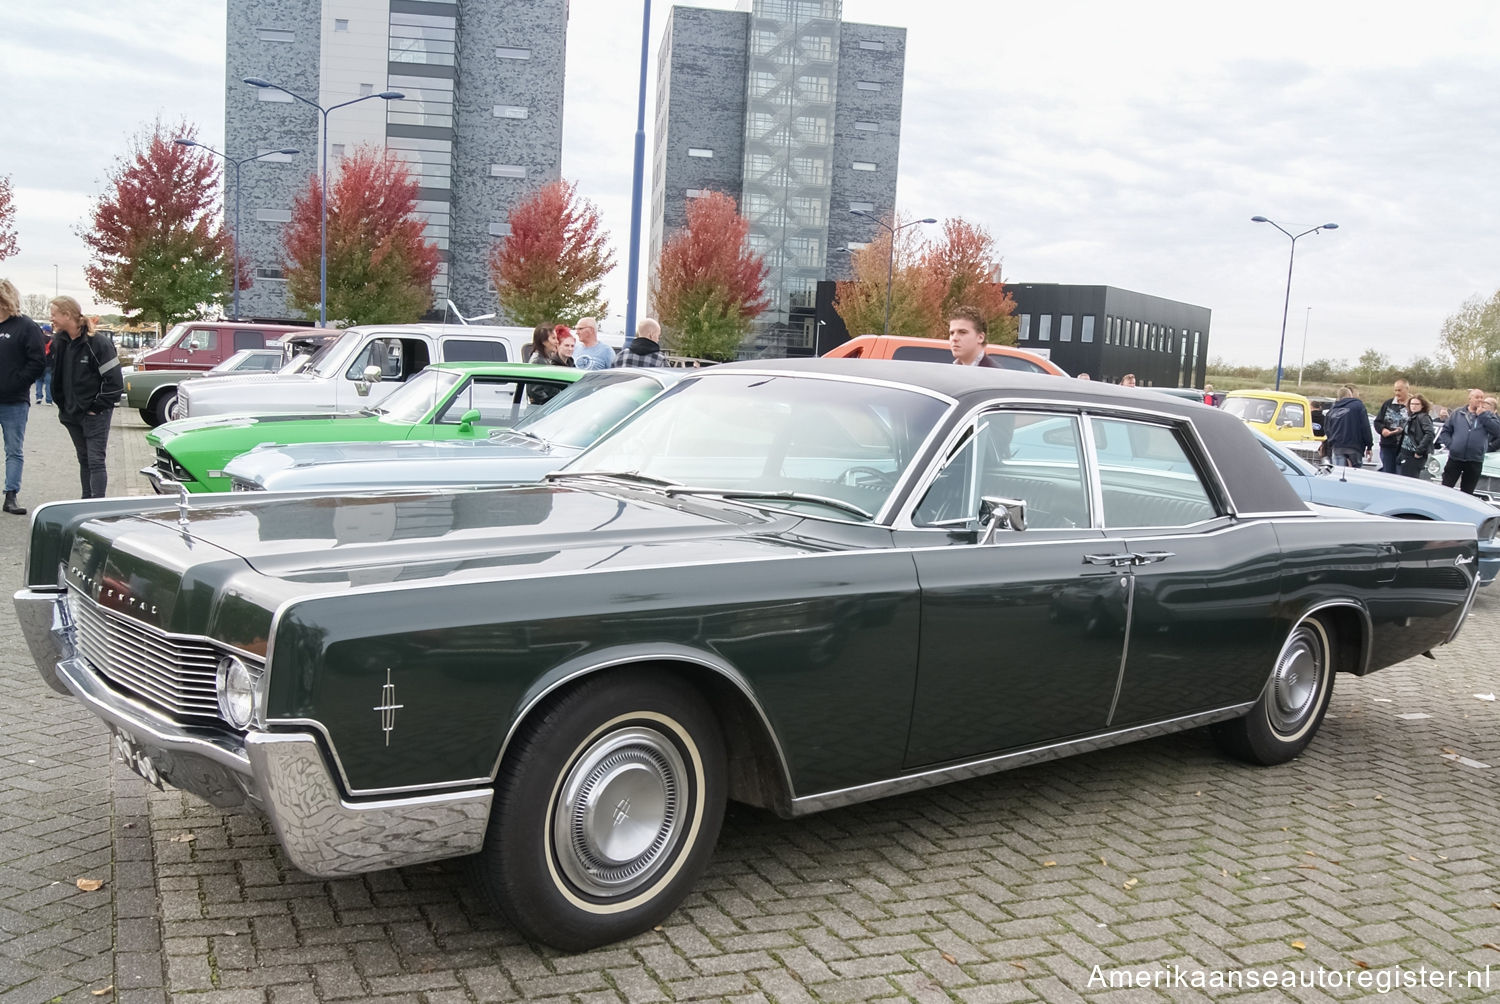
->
[1009,284,1211,387]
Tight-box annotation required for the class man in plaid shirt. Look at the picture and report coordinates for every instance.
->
[613,318,669,368]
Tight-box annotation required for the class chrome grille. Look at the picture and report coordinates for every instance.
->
[155,448,191,483]
[67,593,223,723]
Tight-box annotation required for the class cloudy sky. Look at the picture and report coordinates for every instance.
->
[5,0,1498,368]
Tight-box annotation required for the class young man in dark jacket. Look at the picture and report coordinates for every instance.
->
[1324,385,1373,468]
[1437,388,1500,494]
[0,280,48,514]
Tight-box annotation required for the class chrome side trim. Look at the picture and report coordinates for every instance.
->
[139,464,175,495]
[1445,556,1482,645]
[14,587,73,694]
[1105,573,1136,727]
[246,734,491,877]
[1293,599,1375,676]
[788,703,1255,815]
[263,716,495,798]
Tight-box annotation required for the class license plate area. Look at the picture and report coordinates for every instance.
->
[112,727,165,789]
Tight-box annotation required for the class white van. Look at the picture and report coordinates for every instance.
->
[177,323,530,419]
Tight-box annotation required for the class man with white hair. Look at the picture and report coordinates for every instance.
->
[572,316,614,371]
[1437,387,1500,494]
[613,317,669,368]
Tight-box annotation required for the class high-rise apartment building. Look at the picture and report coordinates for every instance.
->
[225,0,567,321]
[649,0,906,351]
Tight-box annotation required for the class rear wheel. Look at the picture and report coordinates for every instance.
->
[475,672,726,951]
[1212,615,1335,765]
[146,389,178,428]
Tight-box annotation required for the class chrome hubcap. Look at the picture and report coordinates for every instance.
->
[1268,629,1323,735]
[554,726,687,898]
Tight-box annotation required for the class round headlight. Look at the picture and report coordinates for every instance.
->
[216,655,257,729]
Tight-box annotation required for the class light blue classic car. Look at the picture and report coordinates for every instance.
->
[223,368,682,492]
[1258,434,1500,584]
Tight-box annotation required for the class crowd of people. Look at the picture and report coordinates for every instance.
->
[521,316,668,370]
[1327,378,1500,494]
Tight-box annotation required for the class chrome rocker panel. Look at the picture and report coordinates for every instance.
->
[14,588,492,878]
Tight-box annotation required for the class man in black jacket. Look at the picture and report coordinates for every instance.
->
[49,296,124,499]
[0,280,48,515]
[1373,378,1410,474]
[1324,385,1373,468]
[1437,388,1500,494]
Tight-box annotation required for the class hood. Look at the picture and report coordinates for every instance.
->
[1310,465,1498,524]
[151,410,371,443]
[130,485,836,588]
[225,437,574,490]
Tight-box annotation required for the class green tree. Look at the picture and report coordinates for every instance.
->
[833,216,932,338]
[81,120,232,331]
[1356,348,1389,385]
[651,191,768,361]
[1438,291,1500,388]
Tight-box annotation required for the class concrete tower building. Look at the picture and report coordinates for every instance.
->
[649,0,906,352]
[225,0,567,322]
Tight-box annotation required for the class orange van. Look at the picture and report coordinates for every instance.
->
[823,335,1067,376]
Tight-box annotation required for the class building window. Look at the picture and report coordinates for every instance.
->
[847,242,868,250]
[257,28,294,42]
[1038,315,1052,342]
[387,74,455,129]
[856,81,882,91]
[849,201,875,212]
[255,149,295,163]
[685,189,708,198]
[495,46,531,60]
[1018,314,1031,340]
[859,39,886,50]
[851,161,877,172]
[493,105,528,119]
[853,120,878,132]
[488,221,512,237]
[1059,315,1073,342]
[256,209,292,223]
[257,89,294,103]
[1081,316,1095,343]
[254,267,286,280]
[358,83,374,96]
[331,144,345,157]
[489,164,526,178]
[334,19,349,31]
[687,148,713,158]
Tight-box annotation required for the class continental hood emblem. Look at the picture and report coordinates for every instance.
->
[374,668,403,746]
[69,566,159,616]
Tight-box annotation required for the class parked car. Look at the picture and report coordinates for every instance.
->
[132,321,320,372]
[125,349,287,427]
[16,360,1480,952]
[823,334,1066,375]
[224,368,682,492]
[1222,390,1321,443]
[144,362,581,494]
[176,323,532,419]
[1257,433,1499,584]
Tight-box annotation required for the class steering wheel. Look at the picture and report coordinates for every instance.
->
[839,466,895,490]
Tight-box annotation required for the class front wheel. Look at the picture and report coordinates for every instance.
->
[147,390,178,428]
[475,672,727,951]
[1212,616,1335,765]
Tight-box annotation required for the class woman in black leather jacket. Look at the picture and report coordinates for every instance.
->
[1396,394,1436,478]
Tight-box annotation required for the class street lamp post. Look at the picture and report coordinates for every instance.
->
[1297,306,1311,387]
[242,78,405,326]
[175,139,301,320]
[849,210,936,336]
[1250,216,1338,391]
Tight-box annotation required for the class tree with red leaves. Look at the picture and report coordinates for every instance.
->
[652,192,768,361]
[283,146,440,324]
[833,214,933,339]
[81,120,233,331]
[490,179,614,327]
[919,218,1016,343]
[0,175,18,263]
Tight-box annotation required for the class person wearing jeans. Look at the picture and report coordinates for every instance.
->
[49,295,124,499]
[34,335,53,404]
[0,279,48,515]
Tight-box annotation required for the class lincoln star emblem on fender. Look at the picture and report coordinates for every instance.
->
[373,669,403,746]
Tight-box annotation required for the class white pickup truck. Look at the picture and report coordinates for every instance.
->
[176,323,531,419]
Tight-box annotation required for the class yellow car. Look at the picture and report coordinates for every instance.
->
[1221,390,1322,443]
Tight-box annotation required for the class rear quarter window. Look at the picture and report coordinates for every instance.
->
[443,338,510,362]
[890,345,951,363]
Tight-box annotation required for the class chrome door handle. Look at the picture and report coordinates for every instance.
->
[1132,551,1175,564]
[1083,553,1133,566]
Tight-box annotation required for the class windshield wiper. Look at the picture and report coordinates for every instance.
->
[662,487,873,520]
[546,470,681,488]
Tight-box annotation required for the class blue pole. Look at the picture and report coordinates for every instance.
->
[624,0,651,349]
[319,108,329,327]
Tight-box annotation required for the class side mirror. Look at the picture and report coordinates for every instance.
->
[978,495,1027,544]
[355,364,382,397]
[187,340,199,351]
[458,408,481,433]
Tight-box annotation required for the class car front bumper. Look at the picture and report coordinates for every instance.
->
[13,587,492,878]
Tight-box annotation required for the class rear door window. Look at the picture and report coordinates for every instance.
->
[443,338,509,362]
[1089,417,1216,528]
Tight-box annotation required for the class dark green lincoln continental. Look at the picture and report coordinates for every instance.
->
[13,360,1483,950]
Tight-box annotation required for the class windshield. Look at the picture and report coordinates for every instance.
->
[279,354,312,374]
[374,367,462,424]
[1223,397,1276,424]
[564,373,950,520]
[157,323,189,350]
[310,330,363,378]
[508,371,666,449]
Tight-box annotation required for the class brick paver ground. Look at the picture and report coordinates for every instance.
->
[3,406,1499,1002]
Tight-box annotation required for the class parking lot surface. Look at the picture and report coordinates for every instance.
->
[2,409,1497,1002]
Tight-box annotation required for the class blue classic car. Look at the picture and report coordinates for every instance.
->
[221,369,682,492]
[1258,434,1500,584]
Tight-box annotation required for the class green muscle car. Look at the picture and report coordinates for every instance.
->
[15,360,1482,951]
[143,361,582,493]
